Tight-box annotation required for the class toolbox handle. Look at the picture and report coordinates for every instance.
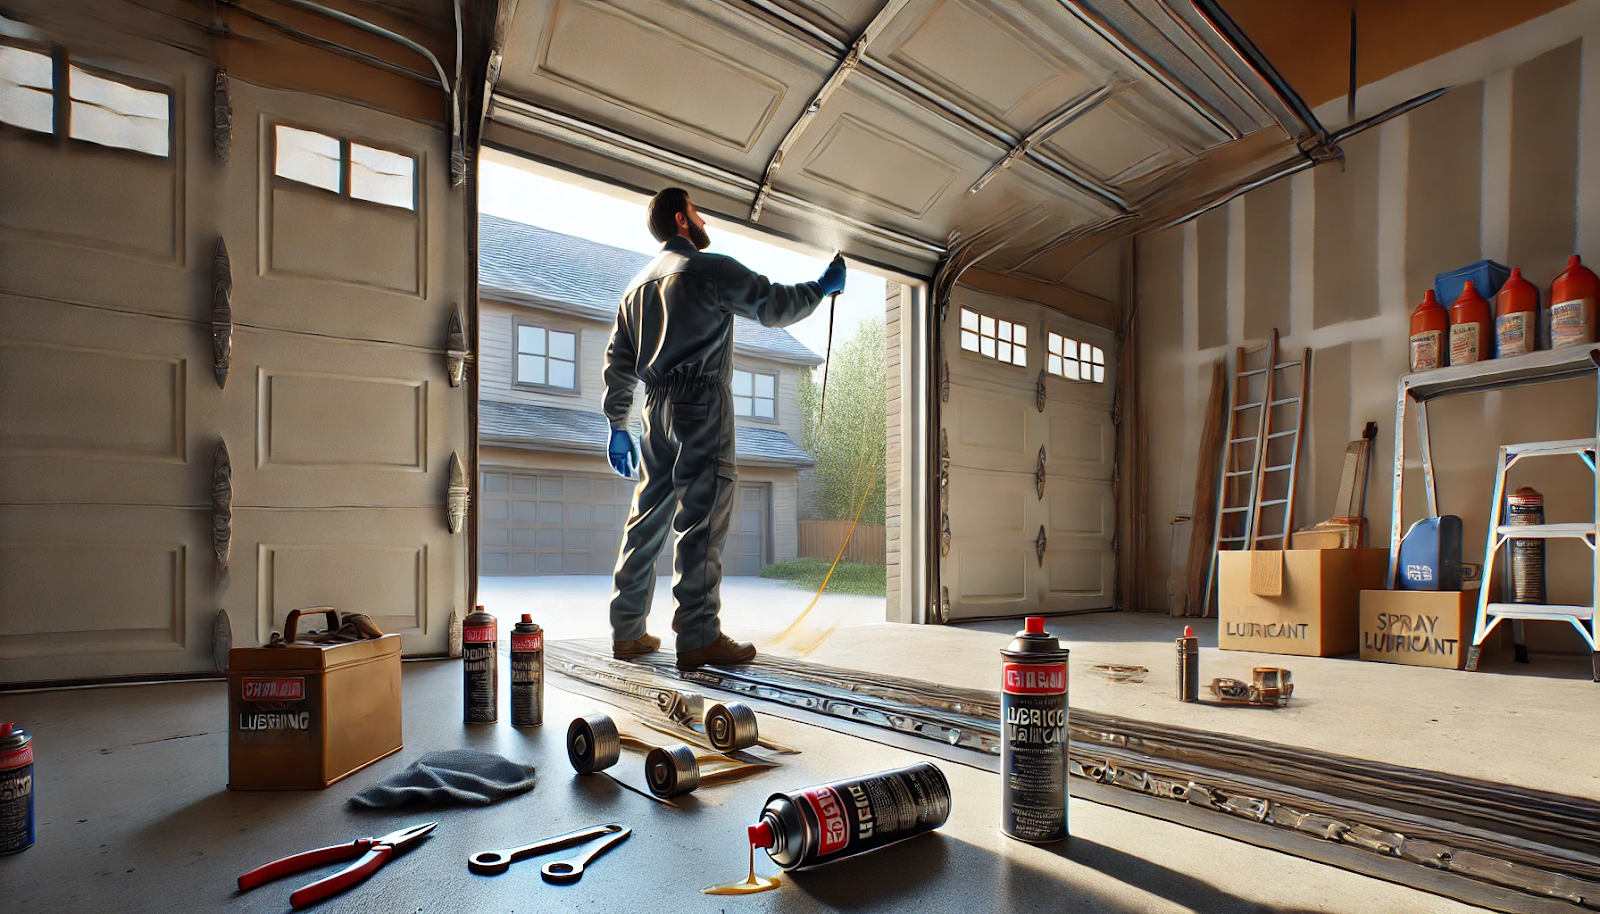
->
[284,607,339,644]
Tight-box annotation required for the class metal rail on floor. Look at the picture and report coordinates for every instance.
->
[549,641,1600,914]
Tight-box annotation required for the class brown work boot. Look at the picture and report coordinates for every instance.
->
[613,633,661,659]
[675,635,757,670]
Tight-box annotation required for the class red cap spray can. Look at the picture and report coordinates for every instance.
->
[510,614,543,728]
[1176,625,1199,702]
[463,606,497,723]
[1000,616,1069,843]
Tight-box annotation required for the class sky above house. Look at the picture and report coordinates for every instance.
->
[479,158,888,365]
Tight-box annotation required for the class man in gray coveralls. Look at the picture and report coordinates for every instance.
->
[602,187,847,669]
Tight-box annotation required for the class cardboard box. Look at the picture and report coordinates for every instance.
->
[1218,549,1389,657]
[1359,589,1477,670]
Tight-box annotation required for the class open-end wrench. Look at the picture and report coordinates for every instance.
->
[468,824,624,876]
[541,826,632,884]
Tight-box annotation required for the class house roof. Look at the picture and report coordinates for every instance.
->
[479,214,824,367]
[480,400,815,467]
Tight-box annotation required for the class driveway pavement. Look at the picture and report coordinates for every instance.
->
[476,574,887,649]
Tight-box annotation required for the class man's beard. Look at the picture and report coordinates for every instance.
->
[687,220,710,251]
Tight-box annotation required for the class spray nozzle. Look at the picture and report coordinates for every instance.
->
[748,821,775,849]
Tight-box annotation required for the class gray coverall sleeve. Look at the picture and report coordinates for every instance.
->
[602,306,638,431]
[715,257,825,328]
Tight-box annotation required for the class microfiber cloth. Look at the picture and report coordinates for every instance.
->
[349,749,537,808]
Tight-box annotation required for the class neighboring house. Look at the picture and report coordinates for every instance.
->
[477,214,822,576]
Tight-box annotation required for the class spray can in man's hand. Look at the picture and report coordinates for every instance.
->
[1001,616,1069,843]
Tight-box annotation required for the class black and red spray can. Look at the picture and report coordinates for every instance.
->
[463,606,497,723]
[0,723,33,855]
[510,614,543,728]
[749,762,950,870]
[1001,616,1069,843]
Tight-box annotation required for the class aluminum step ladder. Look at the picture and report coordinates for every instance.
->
[1465,438,1600,680]
[1201,339,1273,614]
[1249,331,1310,549]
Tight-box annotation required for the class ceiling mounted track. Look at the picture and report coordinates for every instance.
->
[967,79,1131,201]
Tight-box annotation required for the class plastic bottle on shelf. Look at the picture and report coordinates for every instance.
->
[1494,267,1539,358]
[1448,280,1492,366]
[1549,254,1598,350]
[1409,289,1448,371]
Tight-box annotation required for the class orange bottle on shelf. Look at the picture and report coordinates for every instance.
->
[1494,267,1539,358]
[1409,289,1448,371]
[1448,280,1492,366]
[1549,254,1599,349]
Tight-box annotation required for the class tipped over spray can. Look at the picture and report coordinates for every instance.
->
[1001,617,1069,843]
[748,762,950,870]
[510,614,543,728]
[463,606,498,723]
[0,724,33,855]
[1176,625,1199,702]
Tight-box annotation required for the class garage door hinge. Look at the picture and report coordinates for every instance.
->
[213,438,231,577]
[446,302,470,387]
[447,451,469,534]
[213,237,232,390]
[1036,526,1047,566]
[1036,446,1046,499]
[1036,368,1047,412]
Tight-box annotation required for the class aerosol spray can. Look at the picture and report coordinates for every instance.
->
[463,606,498,723]
[748,762,950,870]
[0,723,34,855]
[1001,616,1069,843]
[1176,625,1199,702]
[1507,487,1546,604]
[510,614,543,728]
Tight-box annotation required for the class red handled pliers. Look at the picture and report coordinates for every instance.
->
[237,821,437,909]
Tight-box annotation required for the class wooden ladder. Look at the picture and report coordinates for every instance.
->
[1249,331,1310,549]
[1201,338,1274,613]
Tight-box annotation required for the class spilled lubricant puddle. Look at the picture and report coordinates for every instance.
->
[701,842,780,896]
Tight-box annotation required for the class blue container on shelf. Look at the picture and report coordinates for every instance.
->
[1434,260,1511,308]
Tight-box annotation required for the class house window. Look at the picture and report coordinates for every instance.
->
[0,46,170,156]
[273,124,416,210]
[733,369,776,419]
[516,324,577,389]
[1047,332,1105,383]
[958,306,1026,367]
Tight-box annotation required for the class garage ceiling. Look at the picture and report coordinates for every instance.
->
[483,0,1325,281]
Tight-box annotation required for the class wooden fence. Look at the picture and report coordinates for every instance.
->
[798,521,886,565]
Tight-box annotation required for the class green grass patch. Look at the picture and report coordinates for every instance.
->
[760,558,886,596]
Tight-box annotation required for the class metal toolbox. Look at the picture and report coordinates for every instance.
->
[227,609,402,790]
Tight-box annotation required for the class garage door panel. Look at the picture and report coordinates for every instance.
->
[1045,479,1113,538]
[223,330,453,507]
[951,545,1032,606]
[1045,408,1113,477]
[1044,549,1112,599]
[948,468,1032,538]
[0,295,215,507]
[0,505,211,679]
[945,390,1036,470]
[236,507,457,653]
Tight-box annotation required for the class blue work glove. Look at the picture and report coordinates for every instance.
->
[817,253,847,297]
[607,429,640,478]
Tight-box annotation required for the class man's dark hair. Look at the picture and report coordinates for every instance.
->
[647,187,691,243]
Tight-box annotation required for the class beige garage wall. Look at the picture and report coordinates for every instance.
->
[1140,28,1600,651]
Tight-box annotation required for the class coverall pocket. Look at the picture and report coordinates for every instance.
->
[671,403,708,423]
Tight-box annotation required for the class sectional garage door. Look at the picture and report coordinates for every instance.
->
[480,468,768,576]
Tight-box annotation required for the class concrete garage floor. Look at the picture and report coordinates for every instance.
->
[478,574,886,645]
[1,660,1488,914]
[799,613,1600,803]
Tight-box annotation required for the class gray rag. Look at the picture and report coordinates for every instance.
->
[349,749,537,808]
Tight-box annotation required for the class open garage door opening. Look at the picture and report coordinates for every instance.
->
[473,150,914,646]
